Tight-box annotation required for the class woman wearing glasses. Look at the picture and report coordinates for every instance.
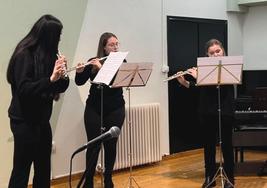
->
[75,32,125,188]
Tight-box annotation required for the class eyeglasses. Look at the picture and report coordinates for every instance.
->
[107,42,120,48]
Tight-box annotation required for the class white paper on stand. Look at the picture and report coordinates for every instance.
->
[93,51,129,85]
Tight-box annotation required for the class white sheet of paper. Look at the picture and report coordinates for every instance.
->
[197,56,243,85]
[93,51,129,85]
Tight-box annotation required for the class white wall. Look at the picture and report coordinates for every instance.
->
[227,5,267,70]
[227,12,245,57]
[243,5,267,70]
[164,0,227,18]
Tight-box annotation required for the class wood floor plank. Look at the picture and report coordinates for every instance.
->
[30,148,267,188]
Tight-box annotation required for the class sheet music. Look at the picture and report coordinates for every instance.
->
[93,51,129,85]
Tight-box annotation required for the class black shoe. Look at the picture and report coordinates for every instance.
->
[202,177,216,188]
[224,180,234,188]
[104,181,114,188]
[83,178,94,188]
[104,176,114,188]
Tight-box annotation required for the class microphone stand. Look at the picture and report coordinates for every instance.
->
[97,83,105,188]
[76,145,101,188]
[71,126,120,188]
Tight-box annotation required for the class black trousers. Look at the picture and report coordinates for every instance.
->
[8,119,52,188]
[83,105,125,187]
[201,115,234,179]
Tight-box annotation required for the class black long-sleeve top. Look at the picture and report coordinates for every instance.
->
[8,50,69,125]
[189,82,235,117]
[75,62,125,115]
[198,85,235,117]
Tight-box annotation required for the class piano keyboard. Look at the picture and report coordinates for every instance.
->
[235,110,267,114]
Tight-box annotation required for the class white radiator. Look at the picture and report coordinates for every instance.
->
[114,103,161,170]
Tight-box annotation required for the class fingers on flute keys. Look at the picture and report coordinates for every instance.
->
[56,52,68,77]
[60,57,68,78]
[76,62,85,73]
[90,58,102,70]
[187,67,197,78]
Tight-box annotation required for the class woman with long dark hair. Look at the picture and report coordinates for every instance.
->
[7,14,69,188]
[75,32,125,188]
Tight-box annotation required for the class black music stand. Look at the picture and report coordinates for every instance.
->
[197,56,243,188]
[111,63,153,88]
[111,62,153,188]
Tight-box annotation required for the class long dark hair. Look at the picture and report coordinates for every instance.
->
[96,32,117,58]
[89,32,118,73]
[204,38,226,56]
[7,14,63,84]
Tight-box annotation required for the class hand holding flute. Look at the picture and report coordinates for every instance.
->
[50,51,68,82]
[69,56,108,74]
[56,50,69,79]
[176,67,197,88]
[186,67,197,78]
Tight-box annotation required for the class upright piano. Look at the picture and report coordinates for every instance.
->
[233,70,267,175]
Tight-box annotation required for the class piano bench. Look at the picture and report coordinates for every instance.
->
[233,127,267,176]
[233,127,267,174]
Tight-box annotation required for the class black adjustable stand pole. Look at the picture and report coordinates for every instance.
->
[77,83,105,188]
[97,84,105,188]
[77,145,101,188]
[124,87,140,188]
[205,63,234,188]
[124,67,141,188]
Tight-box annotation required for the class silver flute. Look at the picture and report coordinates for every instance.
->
[57,50,68,79]
[163,70,191,82]
[65,56,108,73]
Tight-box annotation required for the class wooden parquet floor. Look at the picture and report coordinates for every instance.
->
[38,148,267,188]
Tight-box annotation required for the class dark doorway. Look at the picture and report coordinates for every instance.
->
[167,16,228,154]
